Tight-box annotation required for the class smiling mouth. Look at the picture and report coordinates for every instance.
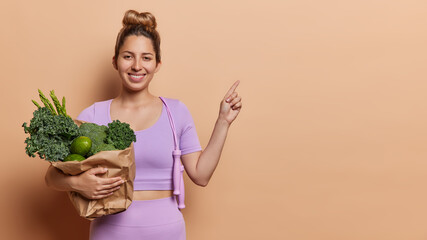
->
[128,73,147,81]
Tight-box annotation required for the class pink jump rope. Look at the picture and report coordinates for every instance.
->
[159,97,185,209]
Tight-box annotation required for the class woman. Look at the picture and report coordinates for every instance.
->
[44,9,242,239]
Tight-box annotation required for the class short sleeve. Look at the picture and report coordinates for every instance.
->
[177,101,203,155]
[76,104,95,123]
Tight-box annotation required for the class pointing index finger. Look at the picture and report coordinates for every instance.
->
[225,80,240,99]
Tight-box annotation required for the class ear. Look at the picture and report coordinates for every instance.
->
[112,56,118,70]
[154,61,162,73]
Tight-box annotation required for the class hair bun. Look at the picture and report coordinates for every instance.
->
[122,9,157,31]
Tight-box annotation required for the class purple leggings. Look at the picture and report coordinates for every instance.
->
[89,196,186,240]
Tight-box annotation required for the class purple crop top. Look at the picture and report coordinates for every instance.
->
[76,97,202,191]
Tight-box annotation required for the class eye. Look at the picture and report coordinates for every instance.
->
[143,57,151,61]
[123,55,132,59]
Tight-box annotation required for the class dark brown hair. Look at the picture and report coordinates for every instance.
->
[114,10,161,65]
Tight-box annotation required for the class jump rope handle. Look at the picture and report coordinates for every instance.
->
[172,150,182,196]
[173,150,186,209]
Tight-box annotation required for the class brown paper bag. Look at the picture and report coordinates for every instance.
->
[51,119,136,220]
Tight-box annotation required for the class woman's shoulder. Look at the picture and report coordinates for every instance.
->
[160,96,190,112]
[160,96,196,124]
[76,99,113,122]
[161,96,179,104]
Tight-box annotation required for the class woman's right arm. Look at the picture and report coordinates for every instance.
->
[45,165,124,199]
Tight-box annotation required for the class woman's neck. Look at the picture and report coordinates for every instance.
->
[115,87,157,108]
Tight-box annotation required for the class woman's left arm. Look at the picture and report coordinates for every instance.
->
[182,80,242,187]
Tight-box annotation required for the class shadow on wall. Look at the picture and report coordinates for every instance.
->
[17,180,90,240]
[15,66,120,240]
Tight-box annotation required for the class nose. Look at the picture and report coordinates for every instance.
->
[132,57,143,71]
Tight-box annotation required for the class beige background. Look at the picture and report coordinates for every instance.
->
[1,0,427,239]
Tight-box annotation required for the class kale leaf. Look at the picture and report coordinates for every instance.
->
[22,107,80,161]
[105,120,136,150]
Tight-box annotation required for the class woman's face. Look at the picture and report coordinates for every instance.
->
[113,35,161,92]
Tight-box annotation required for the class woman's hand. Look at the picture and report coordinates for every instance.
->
[219,80,242,125]
[72,167,124,200]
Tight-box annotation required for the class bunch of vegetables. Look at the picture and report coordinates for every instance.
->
[22,89,136,162]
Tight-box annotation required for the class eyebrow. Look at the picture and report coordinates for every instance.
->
[121,51,153,55]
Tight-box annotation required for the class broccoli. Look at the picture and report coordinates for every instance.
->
[106,120,136,150]
[92,143,117,155]
[79,120,135,156]
[78,123,108,156]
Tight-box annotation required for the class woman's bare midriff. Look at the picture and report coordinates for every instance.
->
[133,190,173,200]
